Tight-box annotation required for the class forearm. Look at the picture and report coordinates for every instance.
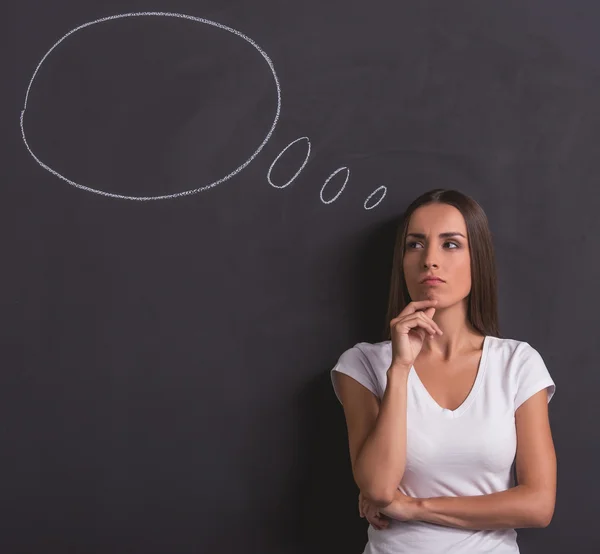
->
[411,485,546,530]
[355,367,410,504]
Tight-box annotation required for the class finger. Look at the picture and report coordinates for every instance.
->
[417,310,443,334]
[415,313,441,337]
[395,312,441,337]
[392,299,438,319]
[365,506,378,520]
[416,312,443,336]
[376,518,389,529]
[367,507,387,524]
[368,515,389,530]
[360,495,367,518]
[367,517,383,530]
[376,513,390,525]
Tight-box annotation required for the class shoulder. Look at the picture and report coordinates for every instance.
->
[485,335,550,376]
[346,340,392,368]
[331,340,391,401]
[483,335,543,382]
[486,335,555,408]
[485,335,539,365]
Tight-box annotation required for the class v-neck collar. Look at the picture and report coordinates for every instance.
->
[409,335,490,419]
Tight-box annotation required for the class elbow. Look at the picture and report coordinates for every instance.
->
[355,471,402,507]
[353,461,405,508]
[534,514,551,528]
[532,498,555,528]
[535,507,555,528]
[360,486,397,508]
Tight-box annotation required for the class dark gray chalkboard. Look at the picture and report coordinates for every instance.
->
[5,1,599,553]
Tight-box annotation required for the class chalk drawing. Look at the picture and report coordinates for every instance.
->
[20,12,281,201]
[320,167,350,204]
[364,185,387,210]
[267,137,311,189]
[21,12,387,210]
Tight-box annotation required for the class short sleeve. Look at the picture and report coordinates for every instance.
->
[514,343,556,412]
[330,344,380,405]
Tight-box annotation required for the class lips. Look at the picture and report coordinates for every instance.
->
[420,276,445,283]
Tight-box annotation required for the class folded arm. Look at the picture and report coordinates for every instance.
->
[411,484,549,530]
[391,389,557,531]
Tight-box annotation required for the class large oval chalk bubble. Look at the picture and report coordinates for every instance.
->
[20,12,282,201]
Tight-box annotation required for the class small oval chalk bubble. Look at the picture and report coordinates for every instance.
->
[267,136,311,189]
[320,167,350,205]
[364,185,387,210]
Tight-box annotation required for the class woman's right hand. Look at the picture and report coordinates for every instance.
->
[359,490,390,530]
[389,299,443,370]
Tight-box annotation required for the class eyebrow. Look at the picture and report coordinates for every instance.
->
[406,232,466,239]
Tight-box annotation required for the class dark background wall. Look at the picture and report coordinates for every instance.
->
[5,1,599,552]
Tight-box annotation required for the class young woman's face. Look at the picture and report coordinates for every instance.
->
[402,203,472,306]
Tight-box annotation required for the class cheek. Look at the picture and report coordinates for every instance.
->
[456,254,472,277]
[447,258,472,292]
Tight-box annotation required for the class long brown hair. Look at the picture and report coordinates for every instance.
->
[383,188,502,341]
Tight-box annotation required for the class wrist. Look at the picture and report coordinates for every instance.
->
[411,497,427,521]
[387,363,412,379]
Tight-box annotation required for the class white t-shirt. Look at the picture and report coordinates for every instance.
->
[330,335,556,554]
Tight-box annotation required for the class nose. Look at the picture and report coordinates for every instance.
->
[423,246,438,269]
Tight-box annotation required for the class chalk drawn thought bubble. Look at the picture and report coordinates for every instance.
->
[20,11,387,209]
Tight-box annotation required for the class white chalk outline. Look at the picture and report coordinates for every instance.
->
[320,167,350,204]
[267,136,311,189]
[364,185,387,210]
[20,12,282,201]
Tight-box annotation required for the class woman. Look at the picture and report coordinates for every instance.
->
[331,189,556,554]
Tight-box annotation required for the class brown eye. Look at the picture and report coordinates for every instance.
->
[406,241,459,249]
